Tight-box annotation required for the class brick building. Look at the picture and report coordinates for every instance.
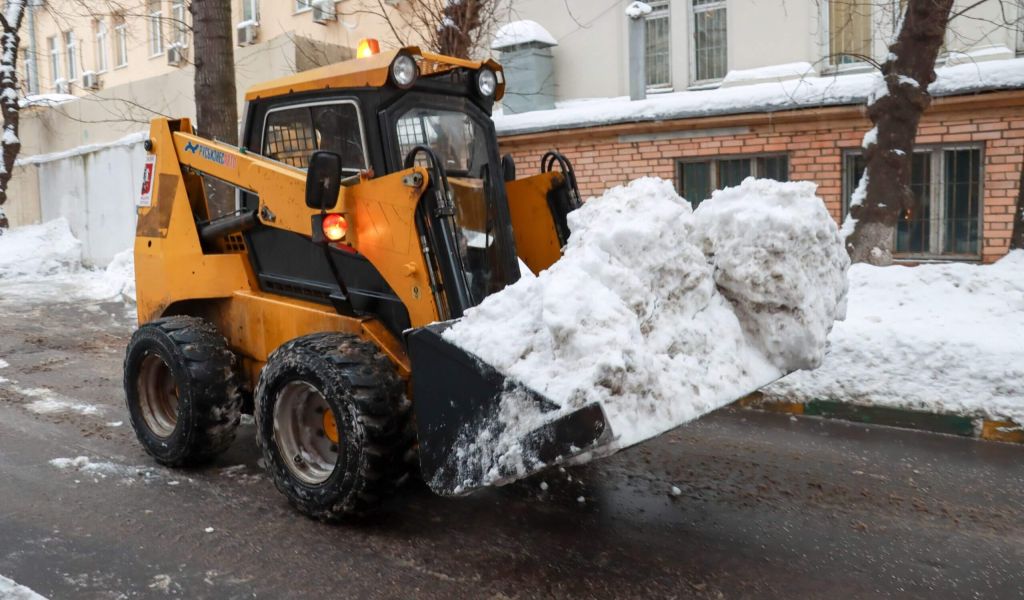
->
[497,87,1023,264]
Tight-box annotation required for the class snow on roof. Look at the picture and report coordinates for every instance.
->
[494,56,1024,137]
[491,20,558,51]
[16,130,147,167]
[19,93,77,109]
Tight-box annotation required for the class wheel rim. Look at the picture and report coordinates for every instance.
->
[273,381,340,485]
[137,353,179,438]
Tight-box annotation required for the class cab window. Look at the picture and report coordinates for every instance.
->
[261,102,366,174]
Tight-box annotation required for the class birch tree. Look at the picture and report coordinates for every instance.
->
[0,0,26,231]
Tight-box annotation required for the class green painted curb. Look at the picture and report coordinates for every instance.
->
[801,400,977,437]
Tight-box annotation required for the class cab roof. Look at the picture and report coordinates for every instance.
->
[245,46,505,102]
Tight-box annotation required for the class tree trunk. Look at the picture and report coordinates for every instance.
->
[0,1,28,231]
[1011,151,1024,251]
[436,0,482,59]
[190,0,238,217]
[844,0,955,264]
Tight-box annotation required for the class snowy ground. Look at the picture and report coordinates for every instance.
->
[1,208,1021,433]
[0,575,47,600]
[0,218,134,304]
[764,252,1024,424]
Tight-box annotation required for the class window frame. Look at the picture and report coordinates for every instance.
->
[840,144,985,261]
[643,0,672,92]
[823,0,874,70]
[94,19,109,73]
[114,18,129,68]
[64,31,77,82]
[148,0,164,57]
[259,99,370,175]
[243,0,260,23]
[171,0,189,48]
[689,0,728,86]
[675,152,790,207]
[47,35,61,88]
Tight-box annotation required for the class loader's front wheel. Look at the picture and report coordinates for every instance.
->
[123,316,243,466]
[255,333,412,520]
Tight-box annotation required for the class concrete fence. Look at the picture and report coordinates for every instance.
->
[13,133,146,267]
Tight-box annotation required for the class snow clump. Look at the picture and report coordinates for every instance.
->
[443,177,848,483]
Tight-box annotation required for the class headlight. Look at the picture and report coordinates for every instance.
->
[476,68,497,98]
[390,54,419,89]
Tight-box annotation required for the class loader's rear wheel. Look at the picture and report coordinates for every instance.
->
[255,333,412,520]
[123,316,243,466]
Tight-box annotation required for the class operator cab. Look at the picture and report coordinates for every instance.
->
[237,45,518,336]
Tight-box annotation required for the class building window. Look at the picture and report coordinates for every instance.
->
[114,16,128,67]
[676,154,789,207]
[94,19,109,72]
[262,102,366,173]
[295,0,312,11]
[827,0,872,66]
[64,31,77,81]
[644,1,671,90]
[842,147,982,258]
[691,0,727,84]
[171,0,188,47]
[148,0,164,56]
[47,35,60,87]
[1018,0,1024,53]
[243,0,260,22]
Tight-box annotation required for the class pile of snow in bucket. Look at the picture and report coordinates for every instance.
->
[0,218,135,302]
[764,251,1024,423]
[443,177,849,486]
[0,575,48,600]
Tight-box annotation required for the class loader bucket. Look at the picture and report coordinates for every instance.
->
[407,321,612,496]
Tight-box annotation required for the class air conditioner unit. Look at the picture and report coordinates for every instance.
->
[236,21,258,46]
[54,79,69,94]
[82,71,100,91]
[167,44,186,67]
[312,0,336,24]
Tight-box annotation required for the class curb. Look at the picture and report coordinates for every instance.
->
[737,393,1024,444]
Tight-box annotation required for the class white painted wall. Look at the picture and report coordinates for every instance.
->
[498,0,1024,102]
[35,141,145,267]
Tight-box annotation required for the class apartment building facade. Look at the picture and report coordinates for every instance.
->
[494,0,1024,262]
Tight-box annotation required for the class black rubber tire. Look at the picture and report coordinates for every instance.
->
[255,333,413,520]
[123,316,243,467]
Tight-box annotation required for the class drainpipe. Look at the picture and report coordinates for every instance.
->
[26,0,39,95]
[627,3,647,101]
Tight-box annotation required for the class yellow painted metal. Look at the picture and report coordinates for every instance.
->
[505,171,565,274]
[244,46,505,102]
[980,420,1024,444]
[135,118,420,390]
[323,410,340,444]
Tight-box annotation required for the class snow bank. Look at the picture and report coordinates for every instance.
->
[0,575,48,600]
[0,217,81,278]
[0,220,135,302]
[763,252,1024,423]
[443,177,848,484]
[493,57,1024,136]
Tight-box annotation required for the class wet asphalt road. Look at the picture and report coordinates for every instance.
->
[0,292,1022,599]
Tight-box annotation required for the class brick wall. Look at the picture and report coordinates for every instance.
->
[498,92,1024,263]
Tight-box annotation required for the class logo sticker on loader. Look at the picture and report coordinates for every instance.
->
[138,155,156,207]
[184,141,238,169]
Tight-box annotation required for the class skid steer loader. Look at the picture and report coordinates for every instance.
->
[124,45,608,519]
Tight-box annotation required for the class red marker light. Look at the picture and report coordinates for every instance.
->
[322,214,348,242]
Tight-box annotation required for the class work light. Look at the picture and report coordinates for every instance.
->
[391,54,419,89]
[476,68,497,98]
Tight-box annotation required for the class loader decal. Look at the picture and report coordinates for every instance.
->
[184,141,238,169]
